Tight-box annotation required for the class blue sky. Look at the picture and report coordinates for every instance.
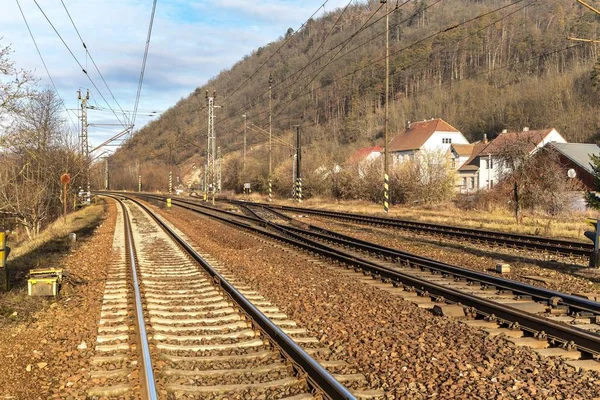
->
[2,0,350,153]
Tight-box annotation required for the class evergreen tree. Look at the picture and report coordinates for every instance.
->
[586,154,600,209]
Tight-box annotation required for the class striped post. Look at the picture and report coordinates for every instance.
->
[168,171,172,194]
[268,179,272,202]
[383,173,389,213]
[297,178,302,203]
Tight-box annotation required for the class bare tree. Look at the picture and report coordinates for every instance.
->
[0,41,35,119]
[0,87,81,238]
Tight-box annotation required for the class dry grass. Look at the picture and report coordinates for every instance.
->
[0,199,107,323]
[10,200,105,258]
[231,194,594,241]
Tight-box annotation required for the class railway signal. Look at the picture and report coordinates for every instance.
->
[584,218,600,267]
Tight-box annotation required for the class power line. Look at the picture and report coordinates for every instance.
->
[215,0,411,128]
[219,0,334,107]
[14,0,78,136]
[31,0,127,129]
[60,0,131,126]
[210,0,395,131]
[131,0,158,132]
[269,0,530,125]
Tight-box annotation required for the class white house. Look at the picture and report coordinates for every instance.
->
[388,118,470,164]
[457,127,567,192]
[343,146,383,177]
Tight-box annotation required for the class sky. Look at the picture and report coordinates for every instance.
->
[1,0,350,153]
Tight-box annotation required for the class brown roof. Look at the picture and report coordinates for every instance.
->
[482,129,554,155]
[451,143,475,157]
[344,146,382,165]
[458,142,488,172]
[389,118,460,152]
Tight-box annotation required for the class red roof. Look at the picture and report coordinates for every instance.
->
[344,146,383,165]
[389,118,460,152]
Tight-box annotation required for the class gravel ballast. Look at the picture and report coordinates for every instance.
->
[154,204,600,399]
[0,199,117,399]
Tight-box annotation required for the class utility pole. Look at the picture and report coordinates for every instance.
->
[78,89,90,203]
[381,0,390,213]
[169,141,173,195]
[242,114,247,178]
[268,74,273,202]
[206,90,216,203]
[217,146,222,193]
[295,125,302,203]
[104,158,109,190]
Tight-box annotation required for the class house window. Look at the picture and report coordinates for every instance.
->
[470,177,475,189]
[490,180,494,188]
[484,159,489,169]
[442,138,452,144]
[451,158,456,169]
[462,177,467,187]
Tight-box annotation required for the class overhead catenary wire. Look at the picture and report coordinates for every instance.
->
[60,0,131,126]
[213,0,403,128]
[14,0,78,136]
[267,0,531,126]
[31,0,127,129]
[130,0,158,133]
[218,0,334,107]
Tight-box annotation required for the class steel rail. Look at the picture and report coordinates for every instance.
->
[115,193,355,400]
[132,194,600,357]
[227,199,593,257]
[145,194,600,316]
[112,195,158,400]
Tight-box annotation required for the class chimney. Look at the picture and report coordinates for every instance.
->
[523,127,529,132]
[501,129,508,134]
[483,133,488,144]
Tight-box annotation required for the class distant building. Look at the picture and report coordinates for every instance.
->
[388,118,469,164]
[457,127,567,192]
[545,142,600,191]
[343,146,382,177]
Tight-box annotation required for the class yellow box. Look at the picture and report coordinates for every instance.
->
[28,277,59,297]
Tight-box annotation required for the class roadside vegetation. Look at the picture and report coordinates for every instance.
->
[0,41,86,239]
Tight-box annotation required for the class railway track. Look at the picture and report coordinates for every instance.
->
[225,199,593,259]
[134,194,600,371]
[91,195,359,399]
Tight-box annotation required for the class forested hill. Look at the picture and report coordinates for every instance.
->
[108,0,600,191]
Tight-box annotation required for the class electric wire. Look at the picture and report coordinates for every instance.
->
[14,0,79,136]
[131,0,158,133]
[213,0,404,128]
[267,0,531,126]
[31,0,127,129]
[60,0,131,126]
[219,0,334,107]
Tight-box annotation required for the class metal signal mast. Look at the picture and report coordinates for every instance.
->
[206,90,217,202]
[78,89,91,203]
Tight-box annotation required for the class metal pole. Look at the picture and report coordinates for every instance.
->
[269,74,273,202]
[104,158,109,190]
[243,114,247,178]
[296,125,302,203]
[382,0,390,213]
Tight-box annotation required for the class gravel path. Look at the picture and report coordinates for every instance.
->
[0,199,116,399]
[154,205,600,399]
[293,214,600,296]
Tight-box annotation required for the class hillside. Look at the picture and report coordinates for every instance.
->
[105,0,600,194]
